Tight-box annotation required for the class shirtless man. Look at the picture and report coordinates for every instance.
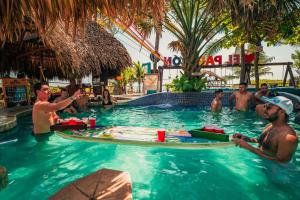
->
[229,82,254,111]
[32,82,81,134]
[232,96,298,163]
[211,89,223,112]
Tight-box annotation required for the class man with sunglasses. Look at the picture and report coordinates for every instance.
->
[229,82,255,111]
[255,83,279,117]
[32,82,81,134]
[232,96,298,163]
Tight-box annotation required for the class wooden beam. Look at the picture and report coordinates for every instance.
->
[283,65,289,86]
[288,65,296,87]
[16,47,49,58]
[162,62,294,70]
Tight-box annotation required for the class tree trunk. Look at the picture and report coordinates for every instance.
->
[138,81,141,93]
[153,27,161,73]
[239,43,246,83]
[254,40,262,89]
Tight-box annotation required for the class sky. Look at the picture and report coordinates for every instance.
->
[114,29,300,84]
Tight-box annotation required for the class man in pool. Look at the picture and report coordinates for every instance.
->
[211,89,223,112]
[32,82,81,134]
[232,96,298,163]
[229,82,254,111]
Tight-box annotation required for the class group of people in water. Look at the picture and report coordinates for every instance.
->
[32,81,115,135]
[32,80,298,163]
[211,82,298,163]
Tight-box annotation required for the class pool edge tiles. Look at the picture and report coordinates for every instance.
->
[127,92,232,106]
[0,106,32,133]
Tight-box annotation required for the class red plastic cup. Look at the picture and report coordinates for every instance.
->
[157,130,166,142]
[68,119,77,125]
[89,118,96,128]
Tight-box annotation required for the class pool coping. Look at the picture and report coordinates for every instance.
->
[0,99,131,133]
[0,106,32,133]
[1,91,299,133]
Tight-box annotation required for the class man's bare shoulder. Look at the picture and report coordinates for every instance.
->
[33,101,51,108]
[247,91,254,96]
[283,125,298,137]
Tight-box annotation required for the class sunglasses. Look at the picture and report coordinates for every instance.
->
[264,103,281,111]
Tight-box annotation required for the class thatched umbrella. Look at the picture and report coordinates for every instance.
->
[0,21,131,80]
[49,168,132,200]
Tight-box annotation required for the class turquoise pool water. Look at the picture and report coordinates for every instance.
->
[0,105,300,199]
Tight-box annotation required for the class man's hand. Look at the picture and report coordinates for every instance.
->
[72,90,82,100]
[232,133,244,139]
[232,138,252,150]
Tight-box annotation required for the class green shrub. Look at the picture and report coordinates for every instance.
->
[167,74,206,92]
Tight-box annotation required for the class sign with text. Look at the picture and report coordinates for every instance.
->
[199,54,255,66]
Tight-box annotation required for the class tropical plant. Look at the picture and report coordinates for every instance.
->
[206,0,300,88]
[164,0,229,79]
[291,50,300,74]
[168,74,206,92]
[118,67,135,94]
[133,61,145,93]
[285,17,300,46]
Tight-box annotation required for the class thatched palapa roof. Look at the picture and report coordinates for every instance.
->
[0,0,167,43]
[0,21,131,79]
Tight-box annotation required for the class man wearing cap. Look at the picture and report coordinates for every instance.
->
[232,96,298,163]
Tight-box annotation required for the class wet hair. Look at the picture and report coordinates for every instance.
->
[239,82,247,87]
[33,82,48,95]
[103,89,111,99]
[214,89,223,96]
[261,83,268,87]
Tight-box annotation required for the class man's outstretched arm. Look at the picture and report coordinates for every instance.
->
[233,135,298,163]
[38,90,81,112]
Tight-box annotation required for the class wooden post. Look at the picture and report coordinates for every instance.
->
[158,66,163,92]
[0,166,8,191]
[245,65,251,85]
[283,65,289,87]
[287,64,296,87]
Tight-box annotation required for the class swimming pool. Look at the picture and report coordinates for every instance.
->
[0,105,300,199]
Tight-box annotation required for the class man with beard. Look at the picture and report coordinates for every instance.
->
[32,82,81,134]
[232,96,298,163]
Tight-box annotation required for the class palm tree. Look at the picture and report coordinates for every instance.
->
[225,46,274,81]
[164,0,229,79]
[206,0,300,88]
[133,62,145,93]
[119,67,135,94]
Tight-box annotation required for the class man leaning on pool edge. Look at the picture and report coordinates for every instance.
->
[232,96,298,163]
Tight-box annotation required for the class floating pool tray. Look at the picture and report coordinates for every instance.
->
[56,126,233,149]
[189,129,229,142]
